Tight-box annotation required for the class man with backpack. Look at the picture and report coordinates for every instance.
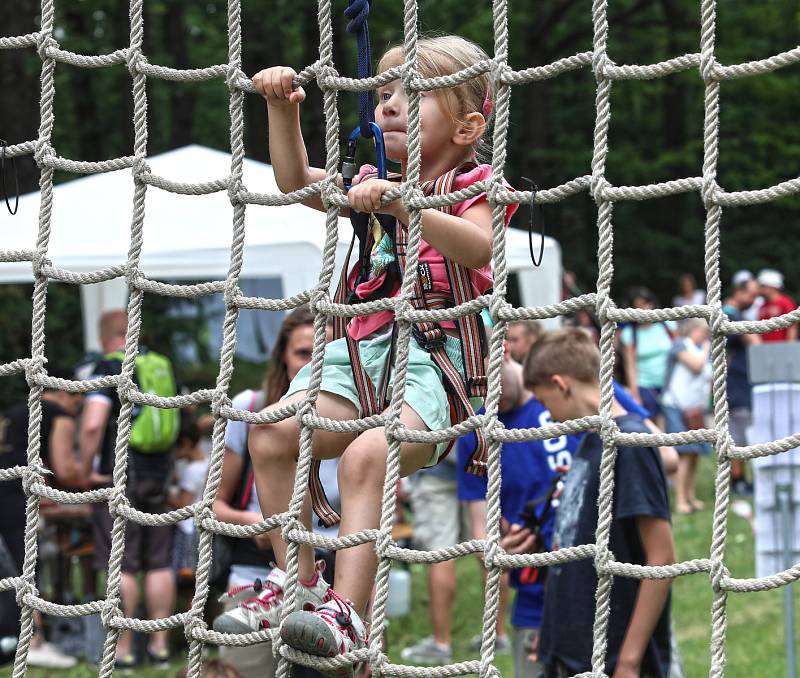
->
[79,310,179,670]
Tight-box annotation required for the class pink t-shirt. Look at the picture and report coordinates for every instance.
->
[348,164,518,340]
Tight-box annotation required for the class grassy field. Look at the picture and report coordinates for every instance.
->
[3,455,798,677]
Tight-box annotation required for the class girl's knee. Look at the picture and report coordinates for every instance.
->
[248,418,299,464]
[338,440,387,490]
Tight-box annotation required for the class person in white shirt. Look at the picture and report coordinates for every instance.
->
[662,319,712,514]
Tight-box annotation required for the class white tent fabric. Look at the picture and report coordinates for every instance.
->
[2,145,561,353]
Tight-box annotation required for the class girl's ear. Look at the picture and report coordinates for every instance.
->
[452,111,487,147]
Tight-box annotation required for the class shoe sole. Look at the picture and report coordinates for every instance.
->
[212,615,263,635]
[281,612,356,678]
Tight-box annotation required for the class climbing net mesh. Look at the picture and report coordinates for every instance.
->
[3,0,800,675]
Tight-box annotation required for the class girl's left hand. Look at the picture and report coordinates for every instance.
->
[347,178,408,222]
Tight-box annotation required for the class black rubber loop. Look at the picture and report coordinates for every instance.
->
[0,139,20,216]
[521,176,544,267]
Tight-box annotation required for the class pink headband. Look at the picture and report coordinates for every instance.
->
[482,85,493,118]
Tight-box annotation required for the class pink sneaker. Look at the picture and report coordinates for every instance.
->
[213,563,329,634]
[280,588,368,666]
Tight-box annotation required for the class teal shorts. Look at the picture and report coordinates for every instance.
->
[286,331,483,465]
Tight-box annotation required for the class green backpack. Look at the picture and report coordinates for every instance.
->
[107,350,180,454]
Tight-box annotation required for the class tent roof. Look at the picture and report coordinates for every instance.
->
[0,144,558,285]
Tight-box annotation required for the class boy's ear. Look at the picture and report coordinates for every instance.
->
[551,374,570,396]
[452,111,487,147]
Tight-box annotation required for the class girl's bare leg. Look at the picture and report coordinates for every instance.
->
[249,390,358,580]
[335,405,434,613]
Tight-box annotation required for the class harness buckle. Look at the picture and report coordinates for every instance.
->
[412,325,446,351]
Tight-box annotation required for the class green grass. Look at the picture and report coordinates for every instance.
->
[3,455,799,677]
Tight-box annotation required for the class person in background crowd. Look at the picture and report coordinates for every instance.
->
[620,287,677,420]
[732,270,763,322]
[511,329,675,678]
[0,369,85,669]
[662,319,712,514]
[672,273,706,308]
[212,306,338,678]
[458,350,579,676]
[169,409,210,576]
[79,311,176,670]
[505,320,543,364]
[757,269,797,342]
[723,276,762,496]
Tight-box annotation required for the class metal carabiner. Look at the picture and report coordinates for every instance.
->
[341,121,386,190]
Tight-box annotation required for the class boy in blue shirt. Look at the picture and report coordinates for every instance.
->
[457,354,582,676]
[515,328,675,678]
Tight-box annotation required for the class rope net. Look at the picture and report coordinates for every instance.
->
[2,0,800,676]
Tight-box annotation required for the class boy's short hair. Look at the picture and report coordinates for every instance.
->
[523,327,600,388]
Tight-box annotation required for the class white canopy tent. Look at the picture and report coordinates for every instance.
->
[1,145,562,354]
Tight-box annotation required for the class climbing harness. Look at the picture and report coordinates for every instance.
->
[311,161,490,527]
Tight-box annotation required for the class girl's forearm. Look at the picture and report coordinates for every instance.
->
[416,208,492,269]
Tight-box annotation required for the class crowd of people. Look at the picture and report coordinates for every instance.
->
[0,279,795,676]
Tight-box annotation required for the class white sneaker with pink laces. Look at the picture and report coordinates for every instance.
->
[280,588,368,670]
[212,564,330,634]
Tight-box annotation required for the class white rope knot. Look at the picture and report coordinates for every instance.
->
[709,305,727,336]
[594,545,613,574]
[485,180,504,208]
[321,178,343,210]
[30,251,52,281]
[184,614,206,642]
[592,52,613,82]
[22,464,49,496]
[24,356,47,387]
[225,64,244,91]
[15,580,38,609]
[701,177,720,209]
[700,54,718,82]
[35,33,58,61]
[108,488,128,517]
[117,373,134,404]
[315,63,338,92]
[33,139,54,166]
[599,416,619,443]
[126,49,146,78]
[132,155,151,182]
[484,541,500,569]
[710,559,729,593]
[595,292,615,325]
[403,184,426,212]
[281,516,306,543]
[590,173,610,204]
[227,177,245,206]
[375,529,392,555]
[100,596,123,627]
[211,392,230,419]
[195,505,216,532]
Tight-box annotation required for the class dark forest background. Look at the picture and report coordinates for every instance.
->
[1,0,799,402]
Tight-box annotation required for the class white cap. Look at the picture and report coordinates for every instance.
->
[757,268,784,289]
[732,269,753,287]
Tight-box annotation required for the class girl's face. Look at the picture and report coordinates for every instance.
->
[375,80,457,163]
[283,324,315,382]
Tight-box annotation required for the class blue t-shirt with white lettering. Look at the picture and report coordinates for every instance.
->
[456,397,582,628]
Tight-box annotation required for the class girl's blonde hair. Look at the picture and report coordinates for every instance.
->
[378,35,492,161]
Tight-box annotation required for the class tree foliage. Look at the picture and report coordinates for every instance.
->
[1,0,799,402]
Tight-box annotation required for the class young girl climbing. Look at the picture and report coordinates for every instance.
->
[213,35,517,668]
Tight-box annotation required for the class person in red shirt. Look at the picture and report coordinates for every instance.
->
[757,269,798,342]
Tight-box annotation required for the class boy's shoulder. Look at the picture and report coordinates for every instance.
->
[614,413,649,435]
